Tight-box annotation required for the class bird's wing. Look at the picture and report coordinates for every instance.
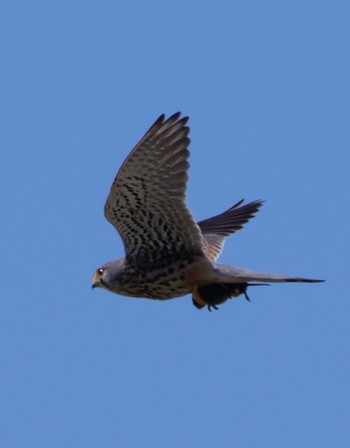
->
[104,113,204,268]
[199,200,263,261]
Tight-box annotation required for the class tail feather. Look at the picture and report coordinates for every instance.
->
[192,263,324,311]
[213,263,325,284]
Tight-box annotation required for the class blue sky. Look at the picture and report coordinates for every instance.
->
[1,1,349,447]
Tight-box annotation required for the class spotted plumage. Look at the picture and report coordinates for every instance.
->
[93,113,324,310]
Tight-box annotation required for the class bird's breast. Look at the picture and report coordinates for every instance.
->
[118,257,215,300]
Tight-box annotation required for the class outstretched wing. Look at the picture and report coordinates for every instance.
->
[198,200,263,261]
[104,113,204,268]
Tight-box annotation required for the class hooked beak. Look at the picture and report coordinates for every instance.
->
[92,273,100,290]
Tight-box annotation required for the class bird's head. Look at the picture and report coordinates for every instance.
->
[92,259,125,293]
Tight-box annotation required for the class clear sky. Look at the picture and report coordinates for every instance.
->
[1,1,349,447]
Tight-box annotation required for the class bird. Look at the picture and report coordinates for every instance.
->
[92,112,324,310]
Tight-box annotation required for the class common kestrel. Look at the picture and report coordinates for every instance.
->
[92,113,323,310]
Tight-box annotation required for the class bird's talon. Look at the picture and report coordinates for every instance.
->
[207,304,219,311]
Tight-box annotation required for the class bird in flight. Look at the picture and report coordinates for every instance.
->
[92,113,324,310]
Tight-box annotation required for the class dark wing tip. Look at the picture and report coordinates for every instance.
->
[168,111,182,120]
[137,112,189,146]
[166,112,189,127]
[228,198,265,211]
[198,198,265,236]
[150,112,189,137]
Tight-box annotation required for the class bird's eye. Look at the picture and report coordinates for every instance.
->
[98,268,105,275]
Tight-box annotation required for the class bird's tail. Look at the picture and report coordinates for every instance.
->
[212,262,325,284]
[191,263,324,310]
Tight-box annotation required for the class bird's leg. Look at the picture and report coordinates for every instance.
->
[207,304,219,312]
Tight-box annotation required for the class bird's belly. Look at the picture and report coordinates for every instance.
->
[121,276,192,300]
[120,267,193,300]
[120,257,215,300]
